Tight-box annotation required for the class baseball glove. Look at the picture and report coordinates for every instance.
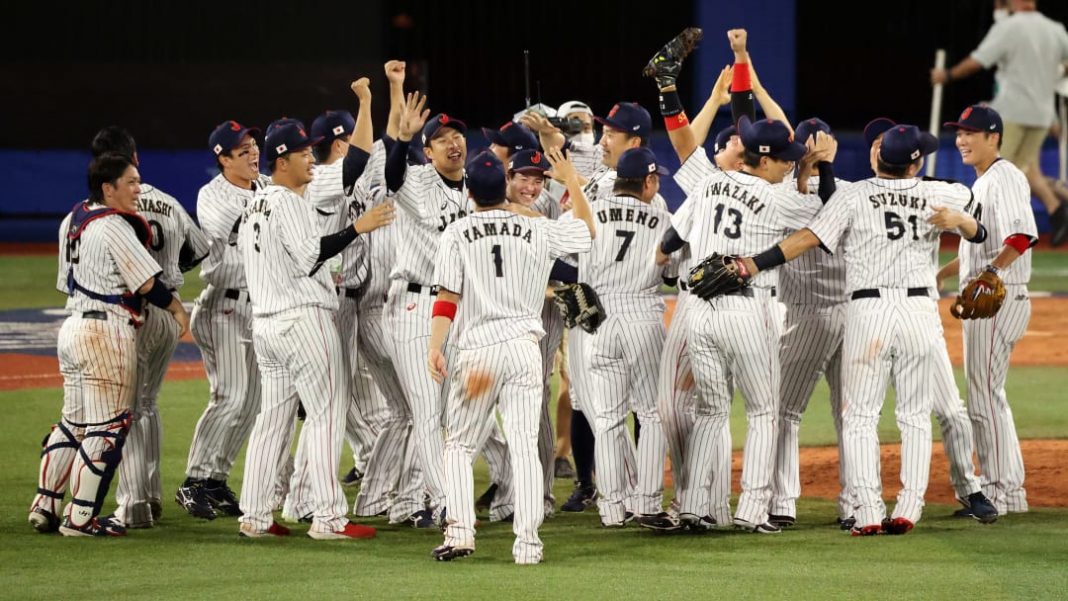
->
[552,283,606,334]
[687,252,752,300]
[950,266,1006,320]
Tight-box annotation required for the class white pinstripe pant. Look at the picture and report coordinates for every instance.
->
[442,336,544,564]
[116,306,180,525]
[585,315,667,521]
[32,314,137,526]
[353,304,426,521]
[385,281,512,517]
[186,288,262,481]
[658,292,732,524]
[684,292,780,525]
[537,301,565,508]
[842,293,940,528]
[963,287,1030,513]
[239,306,349,532]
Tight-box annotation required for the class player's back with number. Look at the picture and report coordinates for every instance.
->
[827,178,972,291]
[138,185,209,290]
[439,210,588,349]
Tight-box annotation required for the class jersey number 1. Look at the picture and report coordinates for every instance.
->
[491,244,503,277]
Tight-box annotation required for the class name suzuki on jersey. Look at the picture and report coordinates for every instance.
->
[597,207,660,228]
[868,192,927,211]
[704,181,766,214]
[461,221,534,244]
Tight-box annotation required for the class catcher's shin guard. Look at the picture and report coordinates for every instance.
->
[31,420,83,514]
[67,412,132,527]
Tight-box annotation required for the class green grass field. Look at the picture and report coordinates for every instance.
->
[1,251,1066,600]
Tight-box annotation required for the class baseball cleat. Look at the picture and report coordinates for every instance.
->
[204,482,242,517]
[554,457,575,479]
[733,517,782,534]
[403,509,437,529]
[636,512,682,531]
[175,483,216,520]
[307,522,376,540]
[679,513,716,532]
[28,508,61,533]
[881,517,914,535]
[59,515,127,537]
[837,516,857,531]
[560,484,597,512]
[239,521,291,538]
[954,492,999,524]
[850,524,882,537]
[643,27,703,88]
[474,483,498,512]
[432,544,474,561]
[768,514,796,528]
[341,467,364,487]
[149,499,163,522]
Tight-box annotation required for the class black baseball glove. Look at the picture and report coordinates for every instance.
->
[688,252,752,300]
[552,283,606,334]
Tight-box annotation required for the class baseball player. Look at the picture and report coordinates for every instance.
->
[236,123,392,539]
[29,153,190,536]
[723,124,987,535]
[863,117,999,525]
[176,120,272,520]
[939,104,1038,516]
[482,120,539,164]
[570,147,675,529]
[383,93,513,523]
[659,117,818,534]
[80,127,211,530]
[427,148,594,564]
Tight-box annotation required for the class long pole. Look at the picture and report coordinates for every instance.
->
[927,49,946,177]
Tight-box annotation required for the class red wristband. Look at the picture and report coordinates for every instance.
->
[432,299,457,320]
[664,112,689,131]
[731,62,751,92]
[1004,233,1034,254]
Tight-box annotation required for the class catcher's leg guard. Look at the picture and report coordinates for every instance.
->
[31,420,83,515]
[67,412,132,528]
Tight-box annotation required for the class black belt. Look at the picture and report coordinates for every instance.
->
[724,287,776,298]
[224,288,250,302]
[406,282,439,296]
[851,287,929,300]
[337,287,360,299]
[82,311,108,320]
[679,281,689,292]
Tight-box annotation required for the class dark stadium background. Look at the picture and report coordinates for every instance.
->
[3,0,1066,238]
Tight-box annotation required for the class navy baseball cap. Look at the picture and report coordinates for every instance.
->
[422,113,467,146]
[878,124,939,165]
[794,117,833,144]
[508,149,548,175]
[713,125,737,154]
[863,117,896,147]
[209,120,260,156]
[264,123,323,163]
[266,117,305,137]
[616,147,669,179]
[595,102,651,139]
[311,110,355,142]
[481,121,538,153]
[466,151,506,204]
[944,104,1003,135]
[738,116,806,162]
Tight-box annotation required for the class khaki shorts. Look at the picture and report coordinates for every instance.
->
[1000,122,1048,171]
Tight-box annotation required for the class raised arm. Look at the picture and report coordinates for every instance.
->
[384,60,406,140]
[690,65,733,148]
[545,147,595,239]
[385,91,429,193]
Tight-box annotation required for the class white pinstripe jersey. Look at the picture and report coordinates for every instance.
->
[673,147,721,196]
[197,173,271,290]
[775,176,850,306]
[136,184,211,291]
[672,170,820,289]
[239,184,341,317]
[569,141,669,209]
[571,196,674,316]
[808,177,976,291]
[391,163,470,285]
[56,208,162,321]
[958,158,1037,285]
[434,209,591,350]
